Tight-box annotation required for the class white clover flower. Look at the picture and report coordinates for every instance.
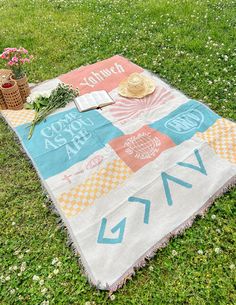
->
[110,294,116,301]
[211,214,216,220]
[214,247,221,254]
[53,269,59,275]
[172,250,178,256]
[14,250,20,256]
[149,266,154,271]
[5,275,10,281]
[85,302,91,305]
[41,287,48,294]
[39,279,44,286]
[229,264,235,270]
[12,222,16,226]
[33,275,40,281]
[51,258,59,265]
[20,262,26,272]
[197,250,203,255]
[10,289,15,294]
[41,301,49,305]
[224,55,228,61]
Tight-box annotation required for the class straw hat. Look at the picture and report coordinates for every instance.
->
[118,73,156,98]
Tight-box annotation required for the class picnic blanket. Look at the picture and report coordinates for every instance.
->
[1,55,236,291]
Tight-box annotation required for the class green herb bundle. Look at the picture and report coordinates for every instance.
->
[26,84,78,139]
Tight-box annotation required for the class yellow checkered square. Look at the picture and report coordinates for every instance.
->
[196,118,236,164]
[58,159,133,217]
[1,109,35,127]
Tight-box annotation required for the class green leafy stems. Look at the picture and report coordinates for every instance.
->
[25,84,79,139]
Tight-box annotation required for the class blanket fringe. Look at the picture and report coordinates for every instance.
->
[46,203,95,286]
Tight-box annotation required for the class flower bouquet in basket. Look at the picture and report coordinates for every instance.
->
[0,47,33,103]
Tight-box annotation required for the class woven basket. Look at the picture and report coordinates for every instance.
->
[14,75,30,102]
[0,69,13,110]
[0,90,7,110]
[1,80,23,110]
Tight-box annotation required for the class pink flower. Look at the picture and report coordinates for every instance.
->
[19,47,28,54]
[8,61,15,66]
[5,47,17,52]
[1,51,10,58]
[20,58,30,64]
[1,46,32,74]
[12,56,18,63]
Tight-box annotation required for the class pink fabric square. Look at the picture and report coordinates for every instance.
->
[59,55,143,95]
[109,125,175,172]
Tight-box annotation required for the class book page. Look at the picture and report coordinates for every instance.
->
[75,90,114,111]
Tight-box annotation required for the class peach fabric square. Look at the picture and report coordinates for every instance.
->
[109,125,175,171]
[58,55,143,95]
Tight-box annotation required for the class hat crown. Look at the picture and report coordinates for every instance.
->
[127,73,144,94]
[118,72,156,98]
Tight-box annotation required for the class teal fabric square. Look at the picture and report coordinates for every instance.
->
[16,108,123,179]
[149,100,220,144]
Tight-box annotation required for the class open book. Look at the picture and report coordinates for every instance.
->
[74,90,115,112]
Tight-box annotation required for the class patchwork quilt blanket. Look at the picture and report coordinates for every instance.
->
[1,55,235,291]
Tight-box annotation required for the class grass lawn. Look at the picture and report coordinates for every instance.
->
[0,0,236,304]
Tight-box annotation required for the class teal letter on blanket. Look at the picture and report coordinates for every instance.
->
[16,108,123,179]
[161,172,192,206]
[177,149,207,175]
[149,100,220,144]
[128,196,151,224]
[97,217,126,244]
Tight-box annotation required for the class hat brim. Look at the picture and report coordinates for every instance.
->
[118,75,156,98]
